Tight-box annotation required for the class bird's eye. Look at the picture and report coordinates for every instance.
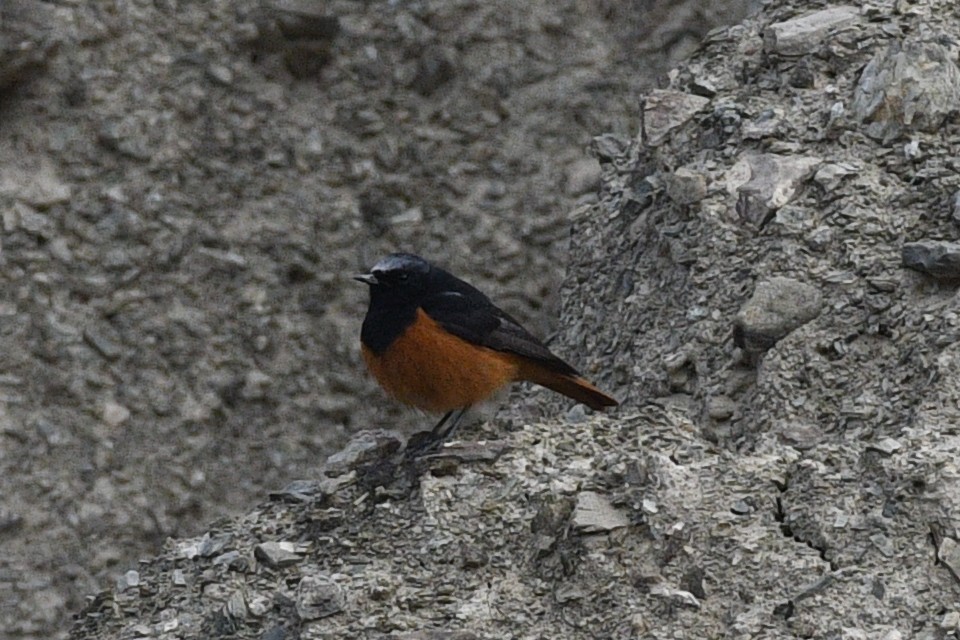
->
[398,273,409,282]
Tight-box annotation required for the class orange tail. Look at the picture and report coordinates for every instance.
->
[519,363,619,410]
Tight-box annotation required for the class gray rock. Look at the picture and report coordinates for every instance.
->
[902,241,960,279]
[853,40,960,141]
[565,158,602,196]
[734,277,822,352]
[324,429,403,476]
[642,90,710,146]
[729,153,822,227]
[764,6,860,56]
[665,166,707,205]
[938,537,960,582]
[296,574,345,621]
[0,0,60,90]
[268,0,341,40]
[572,490,629,533]
[254,541,302,568]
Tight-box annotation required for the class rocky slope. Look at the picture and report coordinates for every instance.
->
[69,0,960,638]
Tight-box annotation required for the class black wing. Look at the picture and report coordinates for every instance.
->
[420,288,579,377]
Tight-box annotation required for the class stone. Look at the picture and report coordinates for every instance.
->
[902,241,960,280]
[572,491,629,533]
[0,160,72,208]
[324,430,403,476]
[734,277,822,352]
[664,166,707,205]
[728,154,822,226]
[649,584,700,609]
[296,574,345,620]
[852,40,960,142]
[254,541,303,568]
[642,90,710,146]
[764,6,860,56]
[82,326,123,361]
[938,538,960,582]
[564,158,601,196]
[0,0,60,90]
[268,1,341,40]
[116,570,139,591]
[101,401,131,427]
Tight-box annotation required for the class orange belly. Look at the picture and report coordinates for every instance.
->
[362,308,519,413]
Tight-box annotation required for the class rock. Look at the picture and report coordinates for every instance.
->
[295,574,345,620]
[411,46,458,96]
[82,326,123,361]
[241,369,272,400]
[193,535,230,560]
[852,40,960,142]
[764,6,860,56]
[0,159,72,208]
[734,277,822,352]
[642,90,710,146]
[268,1,341,40]
[664,166,707,205]
[728,153,822,226]
[324,430,403,476]
[649,584,700,609]
[813,162,858,191]
[866,437,901,455]
[254,541,303,568]
[116,570,139,591]
[0,0,60,90]
[705,395,736,421]
[564,158,601,196]
[101,401,131,427]
[902,241,960,280]
[939,538,960,583]
[572,490,629,533]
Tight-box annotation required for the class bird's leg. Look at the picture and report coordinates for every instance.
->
[405,407,470,458]
[432,407,468,442]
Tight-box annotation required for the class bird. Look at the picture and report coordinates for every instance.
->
[355,253,618,451]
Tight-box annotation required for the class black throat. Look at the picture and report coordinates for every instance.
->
[360,290,419,355]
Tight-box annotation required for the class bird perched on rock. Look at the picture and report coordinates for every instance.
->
[355,253,617,450]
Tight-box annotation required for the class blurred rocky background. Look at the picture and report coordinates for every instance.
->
[0,0,755,637]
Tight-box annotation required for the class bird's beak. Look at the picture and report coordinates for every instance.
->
[353,272,378,285]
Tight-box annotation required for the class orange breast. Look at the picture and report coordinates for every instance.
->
[362,308,519,413]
